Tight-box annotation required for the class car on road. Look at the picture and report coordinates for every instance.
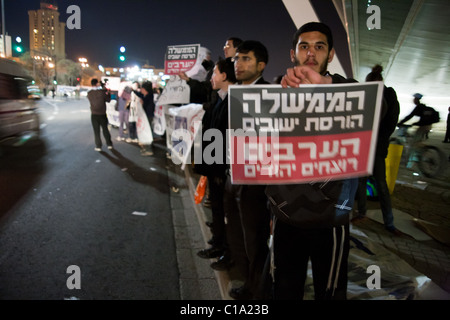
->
[0,58,40,146]
[27,85,42,100]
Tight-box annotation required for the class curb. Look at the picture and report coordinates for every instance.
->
[183,165,233,300]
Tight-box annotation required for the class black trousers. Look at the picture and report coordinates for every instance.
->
[444,121,450,142]
[208,174,226,248]
[223,175,271,297]
[91,114,112,148]
[273,220,350,300]
[356,154,395,229]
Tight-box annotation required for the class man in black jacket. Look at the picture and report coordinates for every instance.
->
[275,22,359,300]
[224,40,272,300]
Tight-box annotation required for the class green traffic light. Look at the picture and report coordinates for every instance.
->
[15,45,23,53]
[119,55,126,61]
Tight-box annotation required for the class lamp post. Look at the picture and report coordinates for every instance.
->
[1,0,5,58]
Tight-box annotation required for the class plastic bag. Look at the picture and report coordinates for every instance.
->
[194,176,207,204]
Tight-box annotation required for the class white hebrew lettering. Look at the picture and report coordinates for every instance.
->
[346,91,365,111]
[279,118,296,132]
[318,140,340,158]
[341,138,360,156]
[281,93,305,113]
[334,116,346,129]
[326,92,346,112]
[242,117,255,131]
[300,157,358,176]
[305,118,319,131]
[298,142,317,159]
[306,93,325,113]
[262,90,280,113]
[243,93,261,113]
[320,117,333,131]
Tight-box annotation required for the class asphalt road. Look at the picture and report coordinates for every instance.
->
[0,96,184,300]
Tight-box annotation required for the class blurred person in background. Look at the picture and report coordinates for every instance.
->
[87,78,113,151]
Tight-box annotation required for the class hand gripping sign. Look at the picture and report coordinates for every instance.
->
[227,82,384,184]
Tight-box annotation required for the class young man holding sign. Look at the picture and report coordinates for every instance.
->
[268,22,360,300]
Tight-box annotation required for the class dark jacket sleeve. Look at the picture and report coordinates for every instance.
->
[187,79,212,104]
[133,90,144,99]
[104,89,111,103]
[398,106,419,125]
[330,73,357,84]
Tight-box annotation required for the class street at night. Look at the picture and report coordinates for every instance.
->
[0,95,217,300]
[1,0,450,312]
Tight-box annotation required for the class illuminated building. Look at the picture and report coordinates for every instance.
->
[27,1,65,59]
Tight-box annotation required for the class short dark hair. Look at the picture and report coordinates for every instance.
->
[236,40,269,65]
[292,22,334,52]
[366,64,383,82]
[228,37,243,48]
[142,81,152,92]
[91,78,99,86]
[216,57,237,83]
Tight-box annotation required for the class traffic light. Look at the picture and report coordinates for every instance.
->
[119,46,126,62]
[53,77,57,85]
[14,45,23,53]
[14,37,23,55]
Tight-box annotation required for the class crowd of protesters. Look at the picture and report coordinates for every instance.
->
[87,22,403,300]
[173,22,400,300]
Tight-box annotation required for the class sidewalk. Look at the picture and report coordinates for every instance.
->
[181,126,450,300]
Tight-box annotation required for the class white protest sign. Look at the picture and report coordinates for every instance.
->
[136,103,153,145]
[153,104,167,136]
[227,82,384,184]
[156,75,190,106]
[167,103,204,169]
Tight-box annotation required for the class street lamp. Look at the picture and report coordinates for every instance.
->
[78,57,89,68]
[30,49,57,87]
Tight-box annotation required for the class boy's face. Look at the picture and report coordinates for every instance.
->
[210,65,225,90]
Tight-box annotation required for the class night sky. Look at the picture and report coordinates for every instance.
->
[4,0,298,82]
